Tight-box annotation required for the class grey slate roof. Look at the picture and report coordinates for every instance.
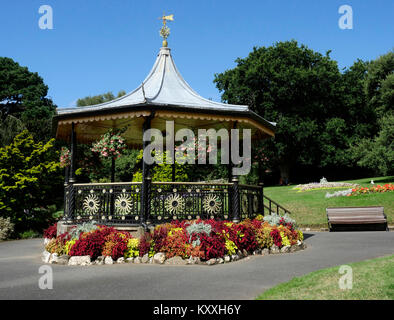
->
[57,47,251,116]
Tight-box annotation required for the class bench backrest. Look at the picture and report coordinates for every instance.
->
[326,206,385,218]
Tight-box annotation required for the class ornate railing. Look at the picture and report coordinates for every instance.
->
[64,182,142,225]
[63,181,271,225]
[262,194,291,216]
[239,184,264,220]
[150,182,232,223]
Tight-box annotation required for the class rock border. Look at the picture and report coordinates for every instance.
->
[41,241,307,266]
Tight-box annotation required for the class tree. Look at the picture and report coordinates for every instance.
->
[77,90,126,107]
[350,113,394,176]
[318,59,376,168]
[365,50,394,119]
[0,57,56,142]
[0,115,26,147]
[214,40,344,181]
[0,130,63,231]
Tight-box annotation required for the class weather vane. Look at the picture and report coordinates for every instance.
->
[158,13,174,47]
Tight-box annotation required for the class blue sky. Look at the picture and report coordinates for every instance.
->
[0,0,393,108]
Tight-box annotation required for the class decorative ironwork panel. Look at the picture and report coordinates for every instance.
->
[73,183,142,224]
[65,181,270,226]
[239,185,262,219]
[150,182,231,223]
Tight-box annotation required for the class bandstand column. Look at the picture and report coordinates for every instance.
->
[227,130,233,220]
[258,161,265,215]
[67,123,77,221]
[141,116,152,227]
[232,176,240,223]
[69,122,77,183]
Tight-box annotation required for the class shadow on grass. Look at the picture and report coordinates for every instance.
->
[371,176,394,184]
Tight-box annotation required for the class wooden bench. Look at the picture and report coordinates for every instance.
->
[326,206,388,231]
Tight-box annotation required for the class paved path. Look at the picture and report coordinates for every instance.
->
[0,231,393,300]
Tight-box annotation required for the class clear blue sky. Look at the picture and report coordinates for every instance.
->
[0,0,393,108]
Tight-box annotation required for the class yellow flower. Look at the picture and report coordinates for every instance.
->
[168,227,183,237]
[124,238,140,258]
[280,231,291,247]
[225,239,238,255]
[297,230,304,241]
[64,239,76,255]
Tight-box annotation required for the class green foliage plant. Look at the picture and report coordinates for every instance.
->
[0,130,62,231]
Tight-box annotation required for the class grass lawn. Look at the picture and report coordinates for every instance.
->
[256,254,394,300]
[263,176,394,228]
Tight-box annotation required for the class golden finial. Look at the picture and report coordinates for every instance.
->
[158,13,174,47]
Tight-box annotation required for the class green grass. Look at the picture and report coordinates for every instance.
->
[256,254,394,300]
[264,176,394,227]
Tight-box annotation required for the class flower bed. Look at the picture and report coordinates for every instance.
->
[348,184,394,196]
[293,182,359,192]
[42,215,305,266]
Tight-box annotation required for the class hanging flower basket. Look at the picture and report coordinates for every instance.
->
[59,147,71,168]
[91,129,126,159]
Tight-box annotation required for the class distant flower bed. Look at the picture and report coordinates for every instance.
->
[348,184,394,196]
[42,215,305,266]
[293,182,358,192]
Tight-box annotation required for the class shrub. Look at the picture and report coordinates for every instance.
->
[45,237,66,255]
[138,232,153,257]
[270,228,282,247]
[69,225,116,259]
[18,230,40,239]
[102,231,130,260]
[231,223,258,252]
[64,239,76,255]
[0,130,63,232]
[186,221,212,247]
[264,213,295,227]
[199,232,226,260]
[43,223,57,239]
[0,216,14,240]
[152,224,171,253]
[161,227,189,259]
[69,221,98,240]
[124,238,140,258]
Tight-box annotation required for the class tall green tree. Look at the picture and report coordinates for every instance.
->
[0,115,26,147]
[350,113,394,175]
[364,50,394,119]
[0,57,56,142]
[348,50,394,176]
[318,59,375,168]
[214,40,344,181]
[77,90,126,107]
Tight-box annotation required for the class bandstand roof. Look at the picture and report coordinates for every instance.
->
[54,46,275,146]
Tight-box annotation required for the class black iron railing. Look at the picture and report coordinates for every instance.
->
[262,194,291,216]
[64,182,142,225]
[63,181,289,225]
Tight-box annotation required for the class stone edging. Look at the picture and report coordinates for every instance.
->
[41,242,307,266]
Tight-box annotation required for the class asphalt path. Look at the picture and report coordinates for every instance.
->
[0,231,393,300]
